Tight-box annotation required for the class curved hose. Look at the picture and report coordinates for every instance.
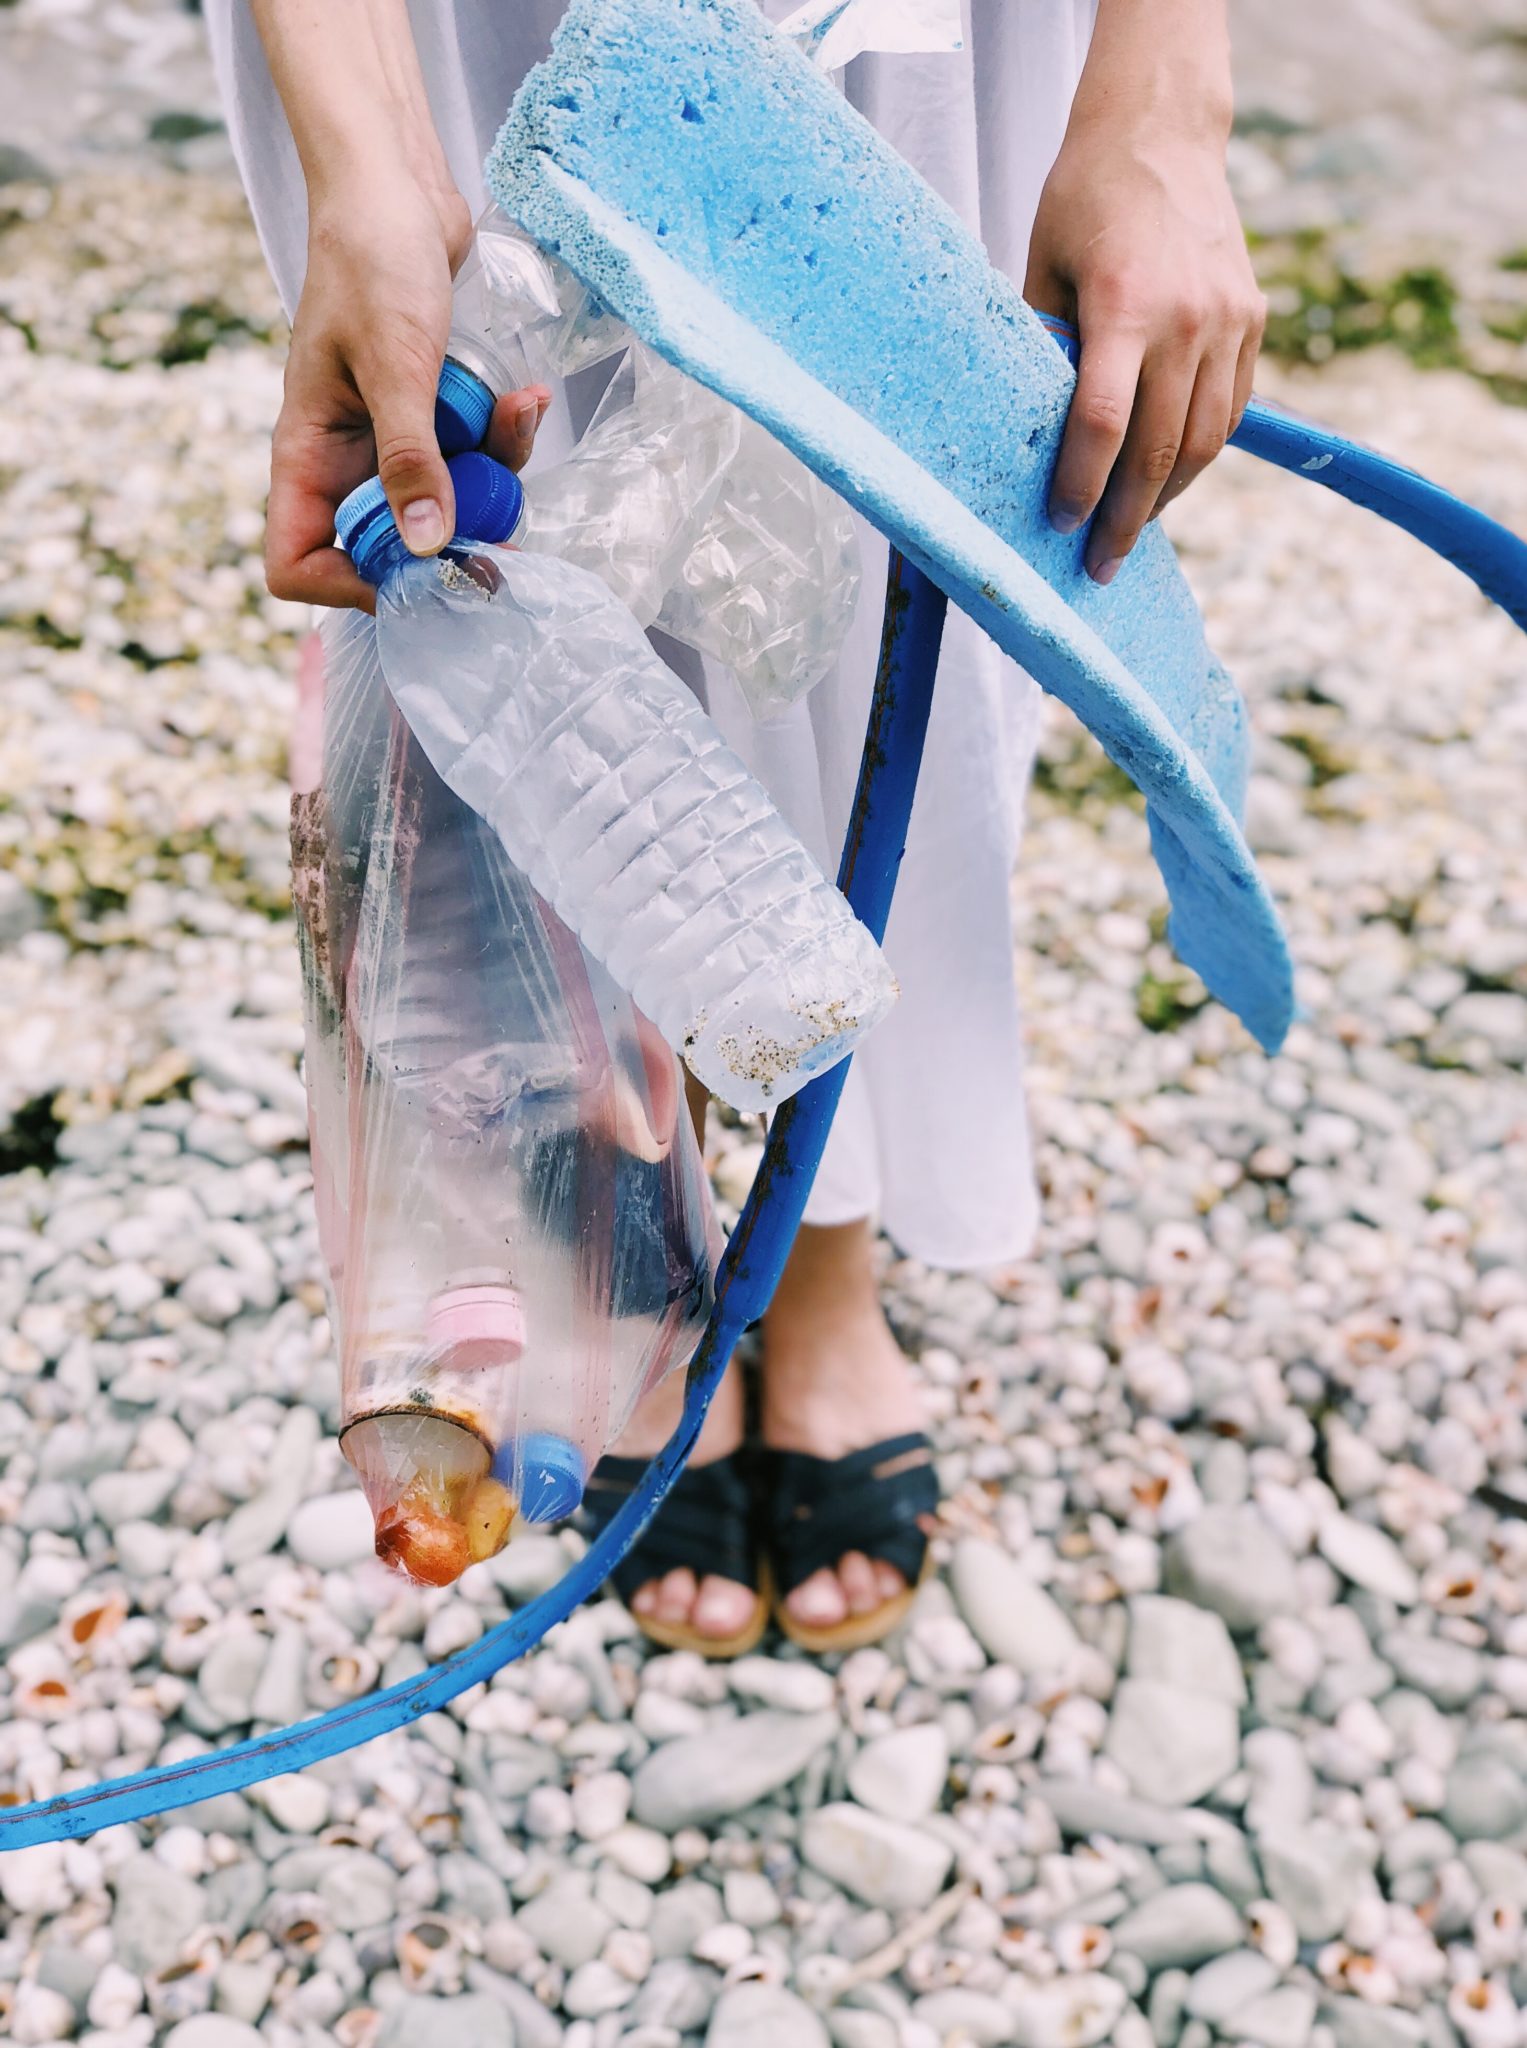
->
[0,556,950,1848]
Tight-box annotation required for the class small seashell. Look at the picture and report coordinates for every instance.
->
[972,1710,1043,1765]
[1247,1899,1298,1971]
[396,1915,464,1995]
[145,1953,216,2024]
[1421,1554,1488,1616]
[160,1611,217,1676]
[261,1890,332,1956]
[61,1587,130,1652]
[722,1948,786,1989]
[335,2010,383,2048]
[1052,1922,1113,1973]
[903,1942,967,1994]
[1471,1901,1523,1974]
[998,1926,1059,1980]
[16,1672,79,1722]
[1448,1977,1522,2048]
[306,1646,380,1708]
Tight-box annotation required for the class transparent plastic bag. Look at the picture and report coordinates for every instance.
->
[292,610,718,1586]
[460,209,861,720]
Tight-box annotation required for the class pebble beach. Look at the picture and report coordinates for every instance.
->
[3,3,1527,2046]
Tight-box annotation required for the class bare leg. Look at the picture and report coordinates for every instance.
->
[759,1218,925,1630]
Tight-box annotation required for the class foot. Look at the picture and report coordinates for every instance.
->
[760,1222,927,1635]
[606,1360,762,1644]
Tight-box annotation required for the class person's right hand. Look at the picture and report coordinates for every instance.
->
[267,170,550,612]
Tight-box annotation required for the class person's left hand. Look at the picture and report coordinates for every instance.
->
[1025,116,1266,585]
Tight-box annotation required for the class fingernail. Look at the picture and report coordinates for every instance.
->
[1050,506,1082,536]
[1089,555,1124,587]
[514,395,539,440]
[401,498,445,555]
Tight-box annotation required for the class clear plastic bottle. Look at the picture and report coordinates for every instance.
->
[336,453,897,1112]
[296,596,717,1586]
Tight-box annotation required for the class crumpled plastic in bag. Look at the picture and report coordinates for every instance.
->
[462,209,862,721]
[519,341,742,629]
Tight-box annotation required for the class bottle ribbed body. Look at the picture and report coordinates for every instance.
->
[375,544,896,1111]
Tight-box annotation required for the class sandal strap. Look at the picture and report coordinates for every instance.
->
[758,1432,938,1597]
[582,1450,757,1606]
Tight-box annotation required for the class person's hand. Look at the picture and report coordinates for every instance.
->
[1026,112,1265,585]
[267,170,551,612]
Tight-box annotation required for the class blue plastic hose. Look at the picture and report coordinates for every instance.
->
[4,327,1522,1849]
[0,555,950,1848]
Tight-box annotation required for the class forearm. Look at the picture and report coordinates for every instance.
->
[1069,0,1234,149]
[248,0,458,215]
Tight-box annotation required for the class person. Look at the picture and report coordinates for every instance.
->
[205,0,1265,1654]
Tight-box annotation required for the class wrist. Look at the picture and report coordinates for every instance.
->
[1069,0,1234,154]
[306,151,469,264]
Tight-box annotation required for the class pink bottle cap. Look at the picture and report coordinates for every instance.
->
[427,1284,526,1366]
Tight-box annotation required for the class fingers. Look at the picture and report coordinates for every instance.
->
[362,340,456,559]
[269,540,377,614]
[1231,293,1267,435]
[264,411,377,611]
[1154,294,1267,519]
[1082,334,1198,585]
[1150,342,1237,521]
[485,385,553,472]
[1047,323,1146,542]
[1056,292,1266,582]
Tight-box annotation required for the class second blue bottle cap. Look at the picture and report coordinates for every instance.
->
[335,452,525,584]
[508,1433,589,1526]
[435,356,496,456]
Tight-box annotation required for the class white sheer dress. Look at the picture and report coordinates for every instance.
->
[204,0,1099,1269]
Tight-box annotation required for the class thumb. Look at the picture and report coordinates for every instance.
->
[364,348,455,557]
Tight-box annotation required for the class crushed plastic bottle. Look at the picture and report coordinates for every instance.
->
[654,408,863,719]
[292,585,718,1587]
[518,341,742,629]
[440,207,862,720]
[335,453,897,1112]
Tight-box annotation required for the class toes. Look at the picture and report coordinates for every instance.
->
[837,1550,881,1616]
[632,1579,659,1618]
[874,1560,907,1605]
[693,1575,759,1641]
[786,1567,849,1630]
[652,1567,699,1626]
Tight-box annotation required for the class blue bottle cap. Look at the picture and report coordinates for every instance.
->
[334,454,524,586]
[448,451,525,547]
[512,1433,589,1526]
[333,474,395,584]
[436,356,497,456]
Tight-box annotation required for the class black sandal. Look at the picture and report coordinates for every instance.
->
[756,1432,939,1653]
[581,1450,767,1659]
